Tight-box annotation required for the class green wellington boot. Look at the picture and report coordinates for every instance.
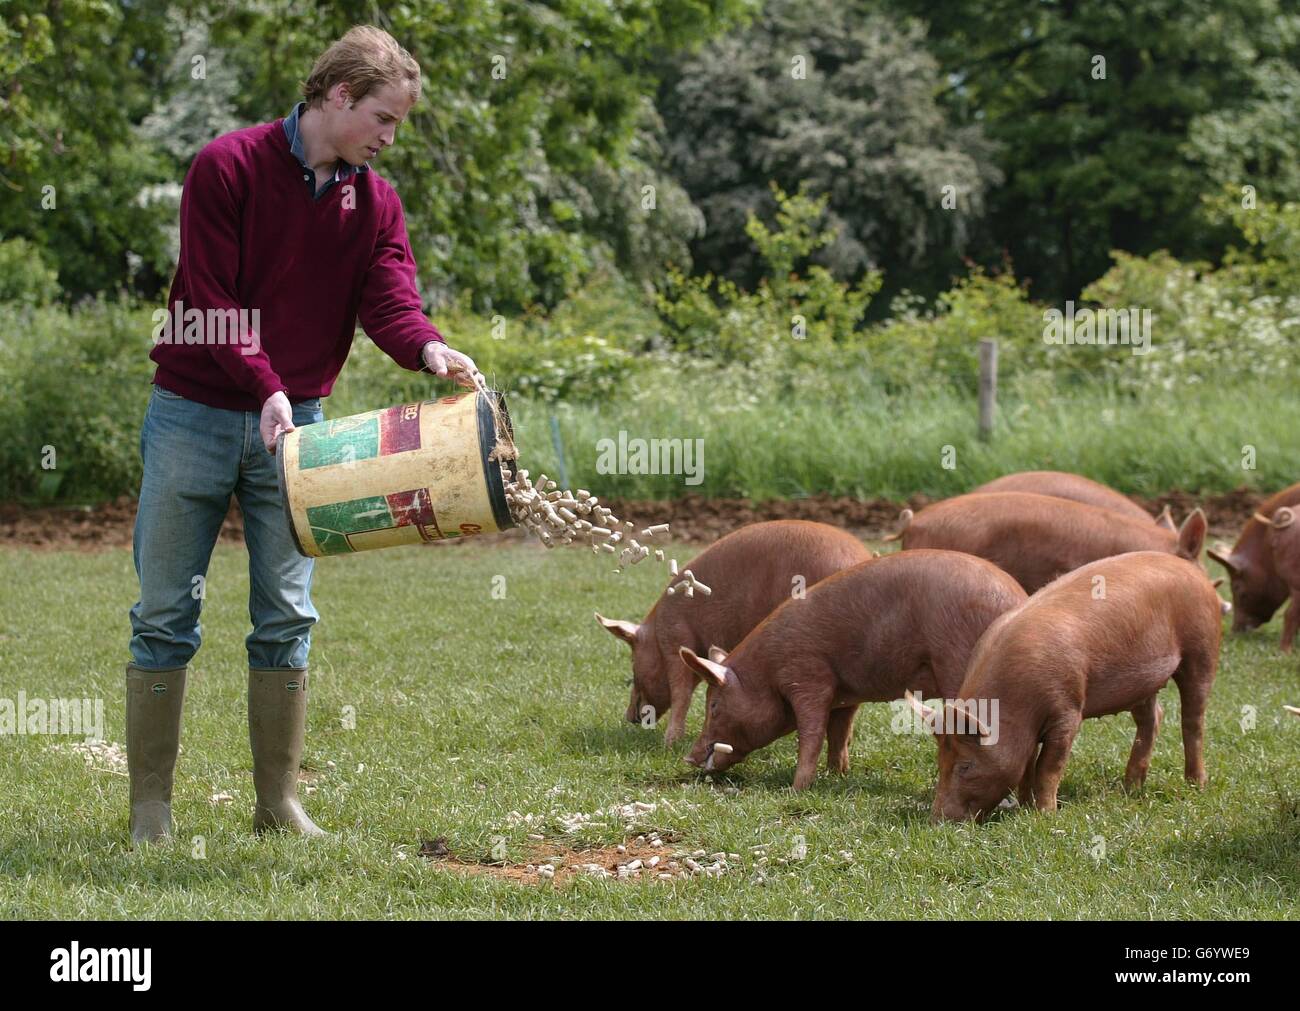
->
[124,663,188,846]
[248,667,329,837]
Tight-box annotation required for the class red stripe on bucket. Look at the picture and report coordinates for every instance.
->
[379,403,423,456]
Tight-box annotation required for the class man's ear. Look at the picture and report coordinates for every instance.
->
[595,612,639,646]
[679,646,728,688]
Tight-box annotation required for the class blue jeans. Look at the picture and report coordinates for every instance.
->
[128,385,325,671]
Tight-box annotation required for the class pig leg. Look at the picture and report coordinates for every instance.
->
[663,667,697,747]
[1032,715,1081,811]
[1174,659,1214,787]
[1122,695,1163,792]
[825,706,858,775]
[1016,744,1039,807]
[791,689,834,791]
[1280,593,1300,653]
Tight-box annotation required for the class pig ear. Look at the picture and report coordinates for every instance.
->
[1207,542,1239,576]
[904,691,939,733]
[950,699,994,739]
[1155,505,1176,532]
[595,612,639,646]
[1176,508,1207,561]
[679,646,728,688]
[707,644,728,664]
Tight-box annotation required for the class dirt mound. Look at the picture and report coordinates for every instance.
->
[0,487,1267,551]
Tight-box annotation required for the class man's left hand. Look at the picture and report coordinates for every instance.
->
[422,341,480,390]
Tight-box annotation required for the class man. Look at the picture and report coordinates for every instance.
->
[126,25,478,844]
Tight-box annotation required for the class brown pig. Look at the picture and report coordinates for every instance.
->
[1244,505,1300,650]
[894,491,1207,594]
[677,549,1028,790]
[1208,481,1300,633]
[973,470,1161,525]
[913,550,1222,822]
[596,520,873,745]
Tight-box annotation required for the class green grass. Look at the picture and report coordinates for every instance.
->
[1,539,1298,919]
[511,374,1300,502]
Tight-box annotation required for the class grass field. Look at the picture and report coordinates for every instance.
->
[1,538,1298,919]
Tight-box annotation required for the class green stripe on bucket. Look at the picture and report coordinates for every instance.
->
[306,494,393,538]
[298,416,380,470]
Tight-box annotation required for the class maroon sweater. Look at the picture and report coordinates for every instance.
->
[151,118,445,411]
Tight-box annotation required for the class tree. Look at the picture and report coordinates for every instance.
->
[887,0,1300,300]
[654,0,1000,302]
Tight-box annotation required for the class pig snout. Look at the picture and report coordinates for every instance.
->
[930,795,984,824]
[1231,609,1261,632]
[684,740,737,772]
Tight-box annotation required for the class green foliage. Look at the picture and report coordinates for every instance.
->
[865,269,1042,394]
[654,184,882,358]
[0,0,178,300]
[0,298,156,502]
[0,239,60,306]
[656,0,998,297]
[890,0,1300,300]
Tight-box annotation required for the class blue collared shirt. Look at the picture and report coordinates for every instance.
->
[283,102,370,200]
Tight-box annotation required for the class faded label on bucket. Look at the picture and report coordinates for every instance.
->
[298,404,425,471]
[306,488,445,553]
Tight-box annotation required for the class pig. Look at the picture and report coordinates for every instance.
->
[677,549,1028,790]
[892,491,1207,594]
[1244,505,1300,650]
[912,550,1222,822]
[973,470,1162,525]
[596,520,873,746]
[1208,481,1300,633]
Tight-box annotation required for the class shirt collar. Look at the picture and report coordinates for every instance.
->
[282,101,370,180]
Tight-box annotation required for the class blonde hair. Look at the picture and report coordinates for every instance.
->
[302,25,421,109]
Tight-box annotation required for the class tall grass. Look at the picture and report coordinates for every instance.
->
[505,369,1300,501]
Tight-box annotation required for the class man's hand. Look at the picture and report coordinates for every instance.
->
[261,390,295,454]
[422,341,481,390]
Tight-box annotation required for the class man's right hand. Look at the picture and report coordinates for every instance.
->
[261,390,295,453]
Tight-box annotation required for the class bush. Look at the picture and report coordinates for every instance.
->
[0,239,60,306]
[0,298,155,502]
